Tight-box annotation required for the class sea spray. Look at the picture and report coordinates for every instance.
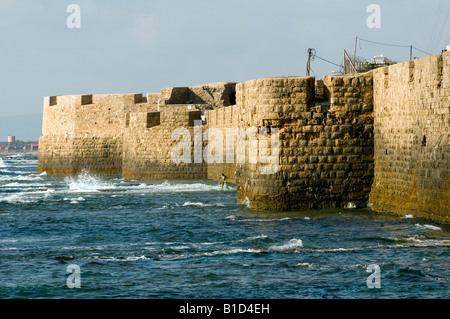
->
[65,169,113,193]
[345,202,357,209]
[123,181,223,194]
[240,196,250,207]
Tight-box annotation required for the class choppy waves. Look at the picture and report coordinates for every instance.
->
[44,233,450,266]
[0,164,230,206]
[1,157,450,299]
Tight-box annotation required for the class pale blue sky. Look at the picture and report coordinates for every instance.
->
[0,0,448,139]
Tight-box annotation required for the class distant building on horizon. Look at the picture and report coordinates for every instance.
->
[8,135,15,144]
[23,143,39,152]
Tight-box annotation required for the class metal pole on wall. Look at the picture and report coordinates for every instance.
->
[410,45,413,60]
[343,50,346,74]
[306,48,312,76]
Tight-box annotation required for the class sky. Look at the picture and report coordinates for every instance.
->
[0,0,449,140]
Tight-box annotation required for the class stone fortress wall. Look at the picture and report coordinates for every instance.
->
[38,52,449,223]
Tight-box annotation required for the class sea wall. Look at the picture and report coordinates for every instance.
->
[37,52,449,223]
[369,51,450,223]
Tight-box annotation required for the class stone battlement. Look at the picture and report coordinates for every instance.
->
[38,52,450,223]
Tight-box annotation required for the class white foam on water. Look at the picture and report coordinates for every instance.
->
[180,201,224,207]
[60,246,85,250]
[403,214,414,219]
[121,180,222,194]
[182,202,210,207]
[152,236,450,261]
[90,255,150,262]
[387,235,424,243]
[421,224,443,231]
[413,224,443,231]
[0,193,37,204]
[64,196,86,204]
[65,171,113,193]
[344,264,368,270]
[193,241,225,247]
[304,217,311,220]
[39,171,47,176]
[71,196,86,204]
[245,217,293,222]
[311,247,362,253]
[268,239,303,252]
[151,245,264,260]
[311,238,450,253]
[1,188,60,204]
[245,234,268,241]
[4,182,51,188]
[200,248,262,257]
[43,189,55,199]
[240,196,250,207]
[169,245,191,250]
[5,170,30,175]
[0,174,43,182]
[236,234,268,243]
[0,158,6,168]
[177,239,304,259]
[399,238,450,247]
[345,202,357,209]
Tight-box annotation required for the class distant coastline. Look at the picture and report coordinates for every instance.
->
[0,152,38,159]
[0,140,39,158]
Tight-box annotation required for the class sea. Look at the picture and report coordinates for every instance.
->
[0,156,449,299]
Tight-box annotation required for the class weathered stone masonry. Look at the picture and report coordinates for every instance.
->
[369,52,449,223]
[232,75,374,211]
[38,52,449,223]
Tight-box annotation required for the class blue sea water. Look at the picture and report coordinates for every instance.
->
[0,156,449,299]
